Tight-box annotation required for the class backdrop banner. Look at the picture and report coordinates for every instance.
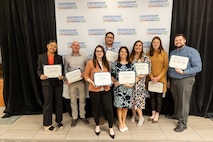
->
[55,0,173,58]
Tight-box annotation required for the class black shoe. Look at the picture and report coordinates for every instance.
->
[95,131,100,136]
[109,130,115,139]
[1,113,11,118]
[71,119,78,127]
[109,134,115,139]
[81,118,89,124]
[44,125,56,132]
[95,126,100,136]
[174,125,187,132]
[58,122,63,129]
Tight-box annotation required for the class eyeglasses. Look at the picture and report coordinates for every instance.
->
[96,50,103,53]
[106,36,114,39]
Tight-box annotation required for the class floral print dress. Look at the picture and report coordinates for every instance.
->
[132,54,151,110]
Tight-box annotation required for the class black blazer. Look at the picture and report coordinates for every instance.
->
[37,53,63,86]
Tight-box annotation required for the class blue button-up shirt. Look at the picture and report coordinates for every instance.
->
[168,45,202,79]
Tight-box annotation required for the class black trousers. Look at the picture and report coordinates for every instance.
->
[149,92,163,113]
[89,90,114,128]
[42,85,63,126]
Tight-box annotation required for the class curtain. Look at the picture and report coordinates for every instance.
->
[169,0,213,118]
[0,0,56,115]
[0,0,213,118]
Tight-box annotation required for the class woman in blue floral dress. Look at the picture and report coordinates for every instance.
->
[129,40,151,127]
[111,46,135,132]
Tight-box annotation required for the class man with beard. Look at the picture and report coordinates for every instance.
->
[168,34,202,132]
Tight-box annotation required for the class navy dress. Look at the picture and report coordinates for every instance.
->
[111,62,135,108]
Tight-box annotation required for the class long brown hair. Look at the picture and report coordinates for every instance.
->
[148,36,164,56]
[130,40,143,62]
[92,45,110,71]
[117,46,131,64]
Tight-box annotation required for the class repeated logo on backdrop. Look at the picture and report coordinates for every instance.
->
[55,0,173,57]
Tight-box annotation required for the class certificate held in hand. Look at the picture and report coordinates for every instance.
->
[148,81,163,93]
[43,64,62,78]
[118,71,135,84]
[169,55,189,70]
[94,72,112,86]
[135,63,149,75]
[65,69,82,83]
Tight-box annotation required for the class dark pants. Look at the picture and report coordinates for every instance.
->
[170,76,195,126]
[89,90,114,128]
[42,85,63,126]
[149,92,163,113]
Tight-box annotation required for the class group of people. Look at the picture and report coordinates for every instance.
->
[37,33,202,138]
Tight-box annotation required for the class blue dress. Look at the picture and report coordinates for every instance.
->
[111,62,135,108]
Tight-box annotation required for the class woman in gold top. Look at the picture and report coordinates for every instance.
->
[146,36,168,123]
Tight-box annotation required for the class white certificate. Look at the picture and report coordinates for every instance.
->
[148,81,163,93]
[135,63,149,75]
[43,64,62,78]
[65,69,82,83]
[118,71,135,84]
[94,72,112,86]
[169,55,189,70]
[106,50,118,62]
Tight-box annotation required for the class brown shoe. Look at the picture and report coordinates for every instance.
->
[71,119,78,127]
[99,117,105,125]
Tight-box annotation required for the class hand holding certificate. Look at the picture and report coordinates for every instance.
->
[169,55,189,70]
[65,69,82,83]
[94,72,112,86]
[118,71,135,84]
[106,50,118,62]
[135,63,149,75]
[43,64,62,78]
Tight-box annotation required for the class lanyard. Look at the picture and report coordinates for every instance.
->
[97,61,103,72]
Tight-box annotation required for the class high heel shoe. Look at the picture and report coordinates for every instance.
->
[109,134,115,139]
[109,128,115,139]
[95,130,100,136]
[95,126,100,136]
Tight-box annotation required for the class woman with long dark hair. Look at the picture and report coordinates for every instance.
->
[37,40,64,132]
[84,45,115,139]
[111,46,135,132]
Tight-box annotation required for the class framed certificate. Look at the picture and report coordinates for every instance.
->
[94,72,112,86]
[148,81,163,93]
[65,69,82,83]
[106,50,118,62]
[169,55,189,70]
[135,63,149,75]
[118,71,135,84]
[43,64,62,78]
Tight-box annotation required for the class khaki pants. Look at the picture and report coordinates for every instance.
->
[69,81,86,119]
